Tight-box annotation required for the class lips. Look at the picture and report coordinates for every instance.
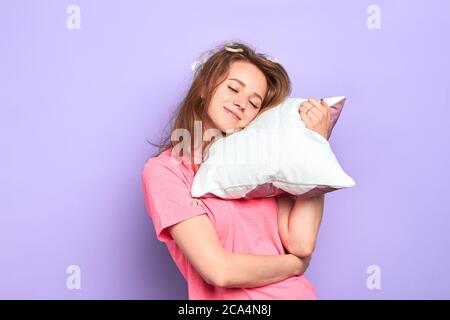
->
[224,106,241,120]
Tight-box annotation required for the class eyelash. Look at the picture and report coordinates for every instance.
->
[228,86,259,109]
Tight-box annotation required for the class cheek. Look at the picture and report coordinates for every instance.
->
[211,91,228,107]
[210,92,233,114]
[218,88,234,101]
[208,98,225,117]
[247,109,259,120]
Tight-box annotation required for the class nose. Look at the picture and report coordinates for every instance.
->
[233,97,245,110]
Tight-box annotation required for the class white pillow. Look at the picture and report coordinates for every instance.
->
[190,96,355,199]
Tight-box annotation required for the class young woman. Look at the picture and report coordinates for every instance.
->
[142,41,330,299]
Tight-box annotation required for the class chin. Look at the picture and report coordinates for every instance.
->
[209,118,241,134]
[223,127,241,135]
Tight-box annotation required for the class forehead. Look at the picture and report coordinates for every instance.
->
[227,61,267,96]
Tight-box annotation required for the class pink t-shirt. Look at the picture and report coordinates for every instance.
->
[141,147,317,300]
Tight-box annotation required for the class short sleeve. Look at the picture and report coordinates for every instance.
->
[141,158,207,243]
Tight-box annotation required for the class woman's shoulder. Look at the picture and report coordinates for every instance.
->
[142,147,191,181]
[143,148,175,172]
[143,148,172,166]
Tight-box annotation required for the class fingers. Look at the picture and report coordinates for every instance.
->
[300,101,321,121]
[319,98,330,122]
[306,101,322,118]
[299,102,314,122]
[308,97,328,115]
[299,97,331,124]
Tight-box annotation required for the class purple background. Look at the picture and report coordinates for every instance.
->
[1,0,449,299]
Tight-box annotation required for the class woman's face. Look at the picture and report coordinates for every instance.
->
[205,60,267,133]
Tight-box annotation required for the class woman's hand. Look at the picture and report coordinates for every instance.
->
[299,97,331,140]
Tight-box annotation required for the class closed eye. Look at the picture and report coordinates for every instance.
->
[228,86,259,109]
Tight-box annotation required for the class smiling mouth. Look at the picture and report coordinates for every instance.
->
[224,106,241,120]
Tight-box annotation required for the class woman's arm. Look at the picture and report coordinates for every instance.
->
[222,251,311,289]
[276,193,325,258]
[169,214,310,289]
[275,97,328,257]
[276,193,296,253]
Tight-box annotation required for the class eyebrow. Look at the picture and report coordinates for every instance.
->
[228,78,263,102]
